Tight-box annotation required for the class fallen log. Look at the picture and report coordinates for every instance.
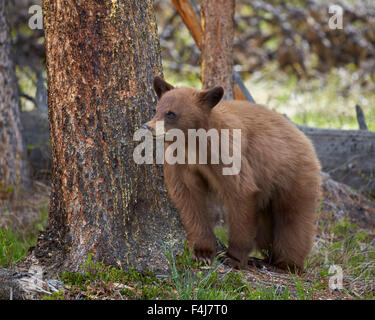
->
[299,126,375,198]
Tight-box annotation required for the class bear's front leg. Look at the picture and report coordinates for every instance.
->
[224,194,257,269]
[164,165,216,264]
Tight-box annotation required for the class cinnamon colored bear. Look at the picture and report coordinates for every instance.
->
[144,76,321,272]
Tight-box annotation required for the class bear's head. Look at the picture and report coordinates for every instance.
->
[143,76,224,137]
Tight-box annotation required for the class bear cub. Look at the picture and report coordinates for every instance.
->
[144,76,321,272]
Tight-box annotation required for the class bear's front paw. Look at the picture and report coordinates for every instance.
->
[221,253,242,269]
[191,242,216,265]
[222,250,247,269]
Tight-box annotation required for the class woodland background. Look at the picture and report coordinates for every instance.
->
[0,0,374,300]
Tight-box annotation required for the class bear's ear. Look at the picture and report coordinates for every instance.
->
[198,87,224,109]
[153,76,174,99]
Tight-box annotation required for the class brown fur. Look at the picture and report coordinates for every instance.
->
[145,77,322,272]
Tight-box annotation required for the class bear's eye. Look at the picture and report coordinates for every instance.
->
[165,111,176,120]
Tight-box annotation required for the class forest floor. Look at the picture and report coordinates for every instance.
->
[0,173,374,300]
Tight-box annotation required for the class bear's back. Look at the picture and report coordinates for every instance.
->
[212,100,295,135]
[210,100,321,194]
[211,100,314,155]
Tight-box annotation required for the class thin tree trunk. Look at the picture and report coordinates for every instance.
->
[31,0,185,275]
[201,0,235,100]
[0,0,28,197]
[173,0,253,101]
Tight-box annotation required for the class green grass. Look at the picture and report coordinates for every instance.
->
[0,203,48,268]
[1,193,374,299]
[214,226,228,247]
[0,200,368,300]
[2,211,372,299]
[306,217,375,298]
[55,242,316,300]
[59,253,172,300]
[0,228,31,269]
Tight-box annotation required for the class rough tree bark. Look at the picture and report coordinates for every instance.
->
[29,0,185,275]
[201,0,235,100]
[0,0,28,196]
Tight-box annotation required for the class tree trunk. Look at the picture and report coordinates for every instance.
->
[201,0,235,100]
[0,0,28,197]
[32,0,185,275]
[173,0,254,102]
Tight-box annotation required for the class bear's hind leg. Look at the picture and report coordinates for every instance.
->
[270,195,317,273]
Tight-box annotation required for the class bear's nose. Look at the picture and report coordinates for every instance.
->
[141,124,152,130]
